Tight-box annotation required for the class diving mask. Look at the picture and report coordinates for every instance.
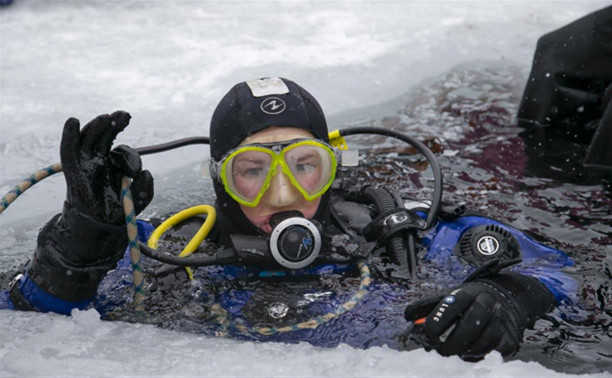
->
[206,139,340,207]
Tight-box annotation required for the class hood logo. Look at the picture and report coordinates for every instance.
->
[261,97,286,115]
[476,236,500,255]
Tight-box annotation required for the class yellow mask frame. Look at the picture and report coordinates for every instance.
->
[213,139,338,207]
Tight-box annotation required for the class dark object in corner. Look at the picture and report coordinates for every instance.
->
[518,6,612,169]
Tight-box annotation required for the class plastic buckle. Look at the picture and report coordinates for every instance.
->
[340,150,359,166]
[201,160,212,179]
[363,208,427,244]
[329,130,349,150]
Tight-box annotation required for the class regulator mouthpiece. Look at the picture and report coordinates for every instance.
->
[230,211,322,270]
[269,211,322,269]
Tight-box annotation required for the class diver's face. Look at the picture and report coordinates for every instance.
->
[237,127,322,234]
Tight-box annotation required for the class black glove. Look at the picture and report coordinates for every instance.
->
[21,111,154,305]
[405,261,555,361]
[61,111,152,225]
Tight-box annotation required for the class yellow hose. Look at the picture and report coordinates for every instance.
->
[147,205,217,279]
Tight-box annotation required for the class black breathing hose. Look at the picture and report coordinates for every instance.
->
[135,137,210,156]
[362,186,414,276]
[139,242,237,267]
[338,127,443,229]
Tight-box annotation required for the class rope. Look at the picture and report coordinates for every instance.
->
[0,163,144,310]
[121,178,145,312]
[210,259,371,337]
[0,163,62,214]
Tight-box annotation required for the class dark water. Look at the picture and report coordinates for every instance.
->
[349,62,611,373]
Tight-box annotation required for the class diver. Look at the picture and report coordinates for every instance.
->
[1,77,576,361]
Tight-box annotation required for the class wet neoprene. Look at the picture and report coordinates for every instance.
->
[22,112,154,305]
[518,6,612,129]
[405,262,555,360]
[209,78,331,246]
[517,6,612,167]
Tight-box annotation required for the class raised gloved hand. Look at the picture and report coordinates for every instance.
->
[22,111,154,306]
[405,261,555,361]
[61,111,153,225]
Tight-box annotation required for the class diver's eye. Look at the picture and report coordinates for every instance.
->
[236,166,265,177]
[232,153,271,179]
[295,163,316,174]
[289,152,320,175]
[246,167,264,176]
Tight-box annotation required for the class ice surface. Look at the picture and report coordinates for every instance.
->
[1,1,610,376]
[0,309,599,377]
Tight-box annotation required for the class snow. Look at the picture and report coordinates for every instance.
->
[0,309,598,377]
[1,1,610,377]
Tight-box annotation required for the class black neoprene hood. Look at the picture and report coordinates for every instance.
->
[208,78,331,242]
[210,78,329,160]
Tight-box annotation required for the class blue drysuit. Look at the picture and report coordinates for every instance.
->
[0,214,576,349]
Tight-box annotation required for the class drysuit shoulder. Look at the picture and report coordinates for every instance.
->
[518,6,612,129]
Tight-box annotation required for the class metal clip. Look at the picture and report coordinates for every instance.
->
[8,273,23,290]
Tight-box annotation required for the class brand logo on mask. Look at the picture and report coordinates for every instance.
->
[476,236,499,255]
[261,97,286,115]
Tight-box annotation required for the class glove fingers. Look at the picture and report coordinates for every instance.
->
[462,308,521,359]
[80,114,112,156]
[80,112,129,156]
[437,292,497,357]
[491,311,523,357]
[425,289,474,338]
[111,145,142,178]
[130,170,154,216]
[97,111,131,155]
[461,319,503,359]
[405,294,446,322]
[60,118,81,173]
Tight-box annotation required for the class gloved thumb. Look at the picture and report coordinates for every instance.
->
[111,144,142,179]
[130,169,154,216]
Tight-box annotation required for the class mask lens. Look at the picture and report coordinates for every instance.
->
[284,143,335,196]
[224,149,272,203]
